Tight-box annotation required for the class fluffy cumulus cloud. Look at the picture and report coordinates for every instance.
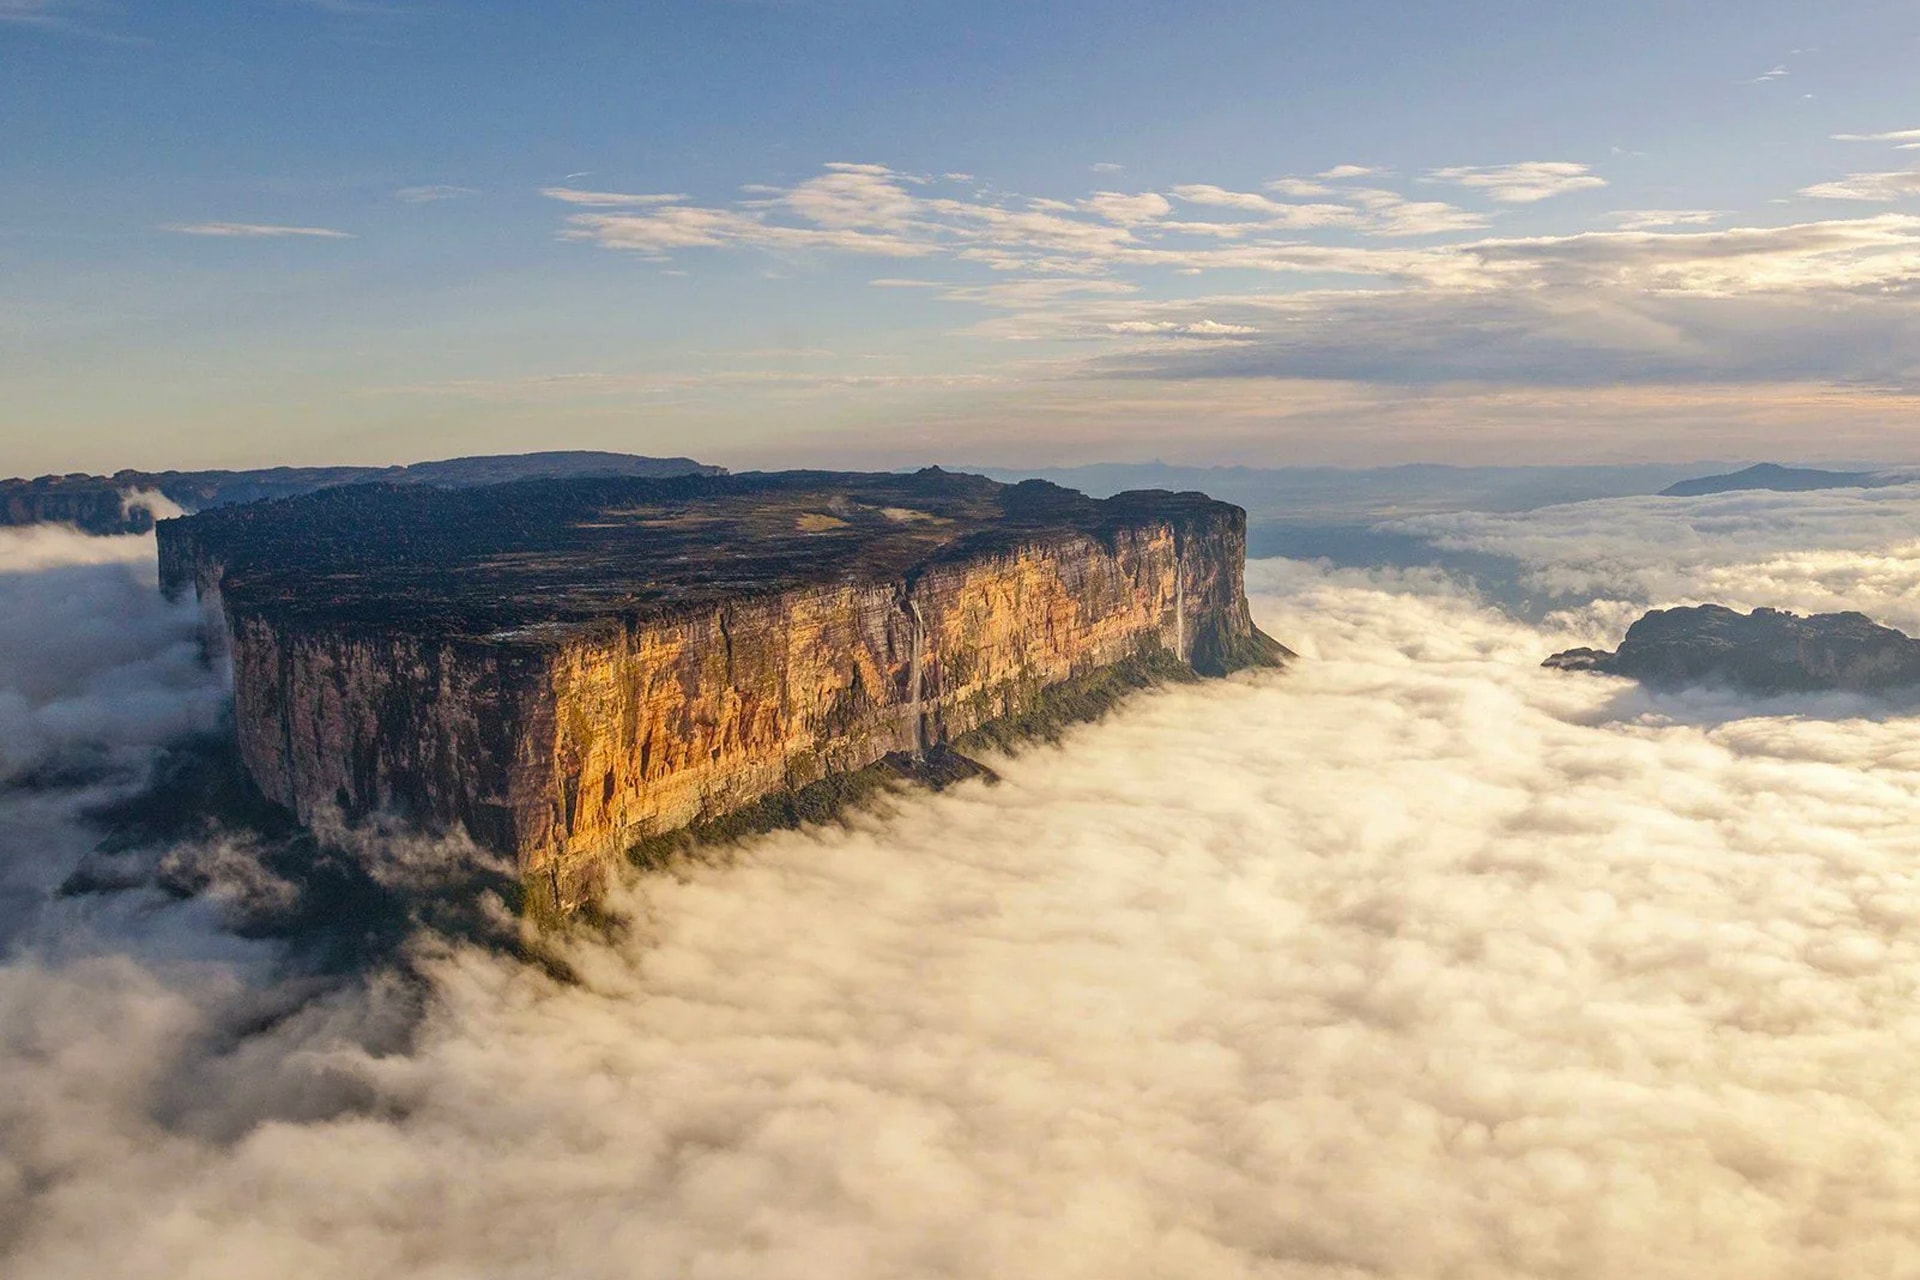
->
[10,498,1920,1276]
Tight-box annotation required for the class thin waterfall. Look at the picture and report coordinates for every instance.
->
[1174,559,1186,664]
[905,595,926,757]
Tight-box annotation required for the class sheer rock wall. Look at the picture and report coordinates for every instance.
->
[161,475,1279,912]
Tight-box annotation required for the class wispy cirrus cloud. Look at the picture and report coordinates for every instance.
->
[1608,209,1723,230]
[1169,184,1361,228]
[1799,171,1920,201]
[0,0,67,25]
[1425,161,1608,204]
[395,184,477,204]
[286,0,417,16]
[546,162,1493,274]
[1331,186,1492,235]
[1833,128,1920,147]
[161,222,355,239]
[0,0,144,40]
[1184,177,1490,236]
[544,161,1920,300]
[538,159,1920,422]
[537,187,687,207]
[1104,319,1258,338]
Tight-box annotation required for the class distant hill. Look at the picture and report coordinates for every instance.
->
[979,461,1723,525]
[0,451,724,535]
[1659,462,1910,498]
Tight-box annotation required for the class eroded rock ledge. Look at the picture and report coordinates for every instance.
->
[159,469,1288,914]
[1545,604,1920,694]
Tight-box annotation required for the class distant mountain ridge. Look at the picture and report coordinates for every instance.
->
[0,451,725,535]
[981,461,1724,524]
[1658,462,1911,498]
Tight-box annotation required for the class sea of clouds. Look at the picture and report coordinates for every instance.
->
[6,489,1920,1278]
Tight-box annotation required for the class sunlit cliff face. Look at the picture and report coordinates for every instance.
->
[7,489,1920,1278]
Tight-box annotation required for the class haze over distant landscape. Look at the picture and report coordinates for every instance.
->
[8,4,1920,1279]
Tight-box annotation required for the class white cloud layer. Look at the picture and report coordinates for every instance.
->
[10,498,1920,1276]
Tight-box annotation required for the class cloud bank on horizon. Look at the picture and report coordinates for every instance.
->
[9,494,1920,1276]
[1398,482,1920,636]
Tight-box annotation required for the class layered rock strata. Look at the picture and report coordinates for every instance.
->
[160,469,1286,912]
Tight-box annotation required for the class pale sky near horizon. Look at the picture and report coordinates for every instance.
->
[4,0,1919,475]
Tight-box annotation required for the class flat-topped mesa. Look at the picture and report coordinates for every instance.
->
[158,468,1287,913]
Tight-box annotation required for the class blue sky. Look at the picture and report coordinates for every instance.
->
[5,0,1920,473]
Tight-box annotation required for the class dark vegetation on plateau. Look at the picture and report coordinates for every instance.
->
[160,467,1253,636]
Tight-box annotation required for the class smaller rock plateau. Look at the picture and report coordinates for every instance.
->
[1545,604,1920,694]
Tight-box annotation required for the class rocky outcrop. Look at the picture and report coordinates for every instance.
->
[3,451,721,534]
[1545,604,1920,694]
[161,470,1287,913]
